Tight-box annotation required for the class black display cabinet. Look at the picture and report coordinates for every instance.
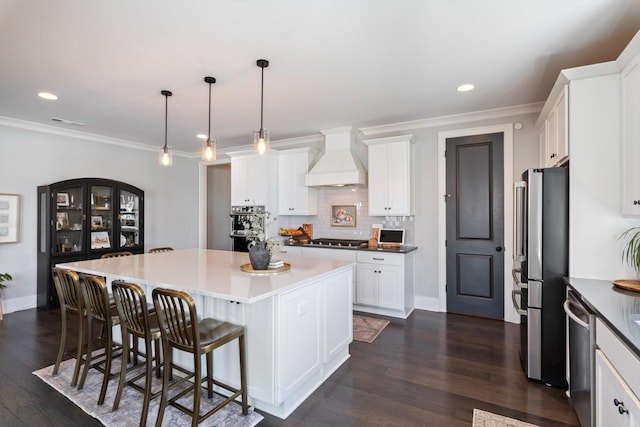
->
[37,178,144,308]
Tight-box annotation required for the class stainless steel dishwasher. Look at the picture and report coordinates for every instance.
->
[564,289,595,427]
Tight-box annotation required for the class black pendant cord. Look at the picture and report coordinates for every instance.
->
[164,95,168,150]
[260,65,264,135]
[208,82,212,142]
[256,59,269,138]
[161,90,172,151]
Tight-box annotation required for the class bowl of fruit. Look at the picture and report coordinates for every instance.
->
[279,227,305,244]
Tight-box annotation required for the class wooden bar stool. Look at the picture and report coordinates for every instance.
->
[148,247,174,253]
[111,281,163,426]
[51,268,85,386]
[152,288,248,427]
[101,251,134,259]
[77,273,123,405]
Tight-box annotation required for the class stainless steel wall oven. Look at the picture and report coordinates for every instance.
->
[229,205,265,252]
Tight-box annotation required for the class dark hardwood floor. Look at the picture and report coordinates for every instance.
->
[0,308,579,426]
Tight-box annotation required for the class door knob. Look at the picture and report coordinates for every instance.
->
[496,246,503,252]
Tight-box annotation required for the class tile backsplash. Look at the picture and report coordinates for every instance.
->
[277,186,415,244]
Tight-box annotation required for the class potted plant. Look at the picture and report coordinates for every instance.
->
[0,273,11,320]
[0,273,12,290]
[619,227,640,277]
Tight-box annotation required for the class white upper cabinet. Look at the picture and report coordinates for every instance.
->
[621,53,640,215]
[278,148,318,215]
[540,84,569,167]
[229,151,277,207]
[363,135,414,216]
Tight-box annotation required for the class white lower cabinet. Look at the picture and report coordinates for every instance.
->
[355,251,414,318]
[595,318,640,426]
[356,260,402,310]
[596,350,640,426]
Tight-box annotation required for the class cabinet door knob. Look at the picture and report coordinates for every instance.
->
[496,246,503,252]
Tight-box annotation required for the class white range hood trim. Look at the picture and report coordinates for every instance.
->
[305,127,367,187]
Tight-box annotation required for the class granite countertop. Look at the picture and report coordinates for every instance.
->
[565,277,640,358]
[284,243,418,254]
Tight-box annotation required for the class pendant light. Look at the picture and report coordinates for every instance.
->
[159,90,173,166]
[254,59,269,155]
[202,76,217,161]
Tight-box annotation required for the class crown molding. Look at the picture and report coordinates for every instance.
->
[359,102,543,136]
[0,116,197,158]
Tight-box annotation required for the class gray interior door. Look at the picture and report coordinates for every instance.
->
[446,133,504,319]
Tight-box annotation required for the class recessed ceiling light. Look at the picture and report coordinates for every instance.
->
[457,83,475,93]
[38,92,58,100]
[196,134,207,140]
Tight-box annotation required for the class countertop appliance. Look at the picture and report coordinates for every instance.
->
[564,289,595,427]
[378,228,405,245]
[513,167,568,388]
[229,205,265,252]
[307,238,368,248]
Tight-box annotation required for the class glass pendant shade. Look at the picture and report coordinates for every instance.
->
[160,145,173,166]
[254,129,269,155]
[202,139,216,161]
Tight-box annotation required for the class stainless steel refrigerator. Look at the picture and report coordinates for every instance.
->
[513,167,568,389]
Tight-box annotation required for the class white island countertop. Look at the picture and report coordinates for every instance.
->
[56,248,354,304]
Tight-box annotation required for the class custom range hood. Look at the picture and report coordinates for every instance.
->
[305,127,367,186]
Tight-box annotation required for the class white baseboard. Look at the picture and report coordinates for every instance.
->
[414,296,442,312]
[2,295,37,315]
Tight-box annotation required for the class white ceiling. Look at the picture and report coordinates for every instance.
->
[1,0,639,154]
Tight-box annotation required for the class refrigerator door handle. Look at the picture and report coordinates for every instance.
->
[513,181,526,261]
[511,268,527,287]
[512,289,527,316]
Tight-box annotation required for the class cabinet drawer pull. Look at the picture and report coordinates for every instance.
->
[614,398,629,415]
[372,257,384,261]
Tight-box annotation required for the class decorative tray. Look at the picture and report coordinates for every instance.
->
[240,263,291,275]
[612,279,640,293]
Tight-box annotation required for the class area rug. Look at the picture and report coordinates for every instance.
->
[353,314,390,343]
[472,409,540,427]
[33,356,263,427]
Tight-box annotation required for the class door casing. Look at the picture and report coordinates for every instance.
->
[437,124,517,323]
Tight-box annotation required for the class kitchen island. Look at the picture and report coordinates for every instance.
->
[57,249,354,419]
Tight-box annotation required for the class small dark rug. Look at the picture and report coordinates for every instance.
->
[353,314,390,343]
[33,356,263,427]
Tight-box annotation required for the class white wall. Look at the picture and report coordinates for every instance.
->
[0,108,541,317]
[0,123,200,313]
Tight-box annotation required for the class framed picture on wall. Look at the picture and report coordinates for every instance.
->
[0,193,20,243]
[331,205,356,227]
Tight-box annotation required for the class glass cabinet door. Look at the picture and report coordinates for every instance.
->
[119,189,140,248]
[53,185,84,255]
[89,185,113,251]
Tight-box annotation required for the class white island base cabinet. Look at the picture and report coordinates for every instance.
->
[194,267,353,419]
